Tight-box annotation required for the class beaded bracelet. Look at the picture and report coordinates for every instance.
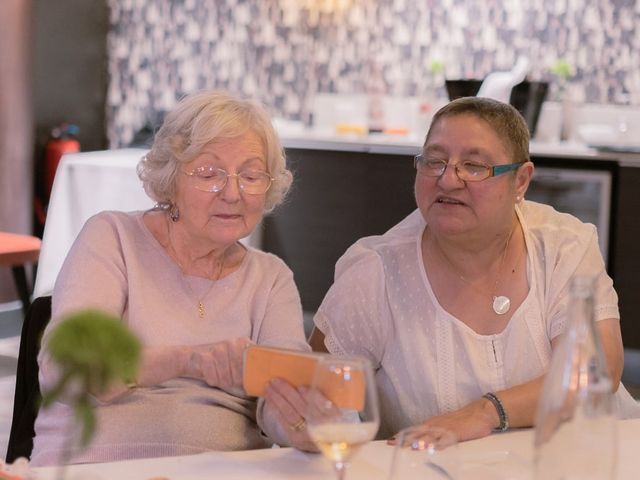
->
[483,392,509,432]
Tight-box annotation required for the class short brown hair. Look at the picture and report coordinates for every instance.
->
[425,97,530,164]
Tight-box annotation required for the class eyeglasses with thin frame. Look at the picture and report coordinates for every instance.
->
[182,166,274,195]
[414,154,526,182]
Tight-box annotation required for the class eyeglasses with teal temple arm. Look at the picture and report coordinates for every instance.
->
[414,154,527,182]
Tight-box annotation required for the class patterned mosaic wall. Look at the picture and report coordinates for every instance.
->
[107,0,640,147]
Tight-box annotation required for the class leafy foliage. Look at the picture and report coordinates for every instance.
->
[41,309,141,447]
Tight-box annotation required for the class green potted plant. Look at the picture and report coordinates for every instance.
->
[41,309,141,473]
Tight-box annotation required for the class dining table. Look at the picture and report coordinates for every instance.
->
[30,418,640,480]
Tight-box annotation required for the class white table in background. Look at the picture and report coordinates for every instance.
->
[33,149,152,299]
[31,418,640,480]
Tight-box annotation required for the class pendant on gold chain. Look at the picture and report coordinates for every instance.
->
[433,224,516,316]
[492,295,511,315]
[167,219,228,319]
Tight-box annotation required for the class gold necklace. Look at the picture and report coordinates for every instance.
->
[166,218,227,319]
[188,252,226,319]
[432,225,515,315]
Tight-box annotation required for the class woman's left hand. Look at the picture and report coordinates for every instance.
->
[263,378,318,452]
[389,397,498,444]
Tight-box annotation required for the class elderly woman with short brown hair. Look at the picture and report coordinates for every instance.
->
[31,89,308,465]
[267,96,639,449]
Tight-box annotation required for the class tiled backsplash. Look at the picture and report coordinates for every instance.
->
[106,0,640,148]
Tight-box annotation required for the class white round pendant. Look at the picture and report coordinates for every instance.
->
[492,295,511,315]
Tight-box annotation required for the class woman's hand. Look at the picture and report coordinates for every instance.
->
[185,337,252,389]
[389,397,498,444]
[89,338,252,403]
[263,378,318,452]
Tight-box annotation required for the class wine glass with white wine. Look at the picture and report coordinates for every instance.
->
[305,356,380,480]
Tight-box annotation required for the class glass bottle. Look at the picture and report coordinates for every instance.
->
[366,59,386,134]
[534,275,617,480]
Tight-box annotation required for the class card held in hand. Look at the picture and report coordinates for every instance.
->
[243,345,365,410]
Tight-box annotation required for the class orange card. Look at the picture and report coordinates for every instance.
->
[243,345,365,410]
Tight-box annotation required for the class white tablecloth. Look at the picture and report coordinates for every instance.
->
[31,419,640,480]
[33,149,153,298]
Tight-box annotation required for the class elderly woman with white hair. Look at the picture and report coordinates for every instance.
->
[31,90,309,465]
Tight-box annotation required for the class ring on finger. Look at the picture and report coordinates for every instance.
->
[289,418,306,432]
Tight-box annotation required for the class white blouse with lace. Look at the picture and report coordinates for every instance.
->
[314,201,639,438]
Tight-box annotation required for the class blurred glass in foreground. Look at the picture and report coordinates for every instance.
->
[306,356,379,480]
[534,275,617,480]
[387,425,458,480]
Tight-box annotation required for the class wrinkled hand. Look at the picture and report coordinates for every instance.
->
[186,337,252,389]
[264,378,318,452]
[389,398,497,444]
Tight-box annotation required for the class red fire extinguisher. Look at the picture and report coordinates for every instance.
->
[34,123,81,228]
[44,123,80,200]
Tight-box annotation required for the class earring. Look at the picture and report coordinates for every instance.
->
[169,204,180,222]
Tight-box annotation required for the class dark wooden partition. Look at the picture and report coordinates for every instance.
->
[263,148,416,311]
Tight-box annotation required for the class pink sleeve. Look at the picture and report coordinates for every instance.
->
[252,258,309,352]
[39,213,129,391]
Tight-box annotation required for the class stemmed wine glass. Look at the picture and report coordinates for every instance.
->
[305,356,380,480]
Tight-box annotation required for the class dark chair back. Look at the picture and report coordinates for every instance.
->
[6,296,51,462]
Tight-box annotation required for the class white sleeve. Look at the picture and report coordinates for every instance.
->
[547,224,619,340]
[313,246,390,368]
